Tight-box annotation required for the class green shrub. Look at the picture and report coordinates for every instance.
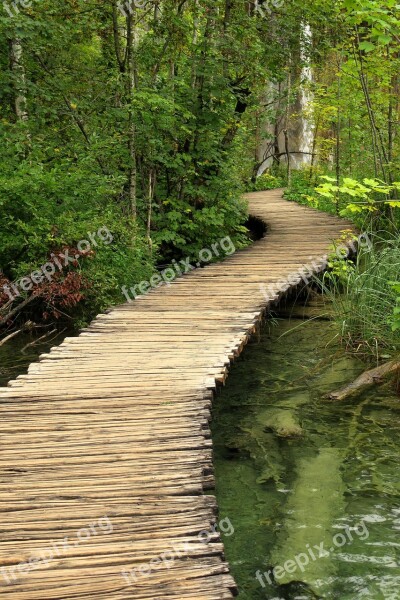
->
[0,158,154,325]
[251,172,285,192]
[284,168,334,212]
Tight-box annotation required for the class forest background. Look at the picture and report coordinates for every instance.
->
[1,0,399,355]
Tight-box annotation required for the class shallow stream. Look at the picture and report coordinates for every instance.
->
[212,309,400,599]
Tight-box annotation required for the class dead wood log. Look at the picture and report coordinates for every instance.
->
[327,360,400,401]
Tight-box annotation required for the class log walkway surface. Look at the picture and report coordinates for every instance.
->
[0,190,352,599]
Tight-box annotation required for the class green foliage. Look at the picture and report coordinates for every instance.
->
[0,157,124,273]
[152,195,249,260]
[0,147,153,321]
[315,176,400,219]
[249,173,285,192]
[1,0,400,336]
[3,0,290,325]
[284,169,327,209]
[341,0,400,48]
[325,234,357,285]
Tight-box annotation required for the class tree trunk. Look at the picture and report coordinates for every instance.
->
[126,10,138,219]
[354,30,391,183]
[9,37,29,123]
[223,0,233,32]
[9,36,31,155]
[387,50,398,168]
[147,169,155,252]
[284,65,292,185]
[335,61,342,212]
[112,1,126,73]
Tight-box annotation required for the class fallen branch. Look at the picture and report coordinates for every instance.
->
[327,360,400,401]
[0,329,22,347]
[0,320,39,348]
[21,328,58,354]
[0,298,14,316]
[0,295,36,328]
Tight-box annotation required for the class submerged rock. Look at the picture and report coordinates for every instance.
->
[277,580,323,599]
[259,408,304,438]
[270,448,345,594]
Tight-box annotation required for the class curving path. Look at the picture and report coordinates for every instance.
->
[0,190,353,599]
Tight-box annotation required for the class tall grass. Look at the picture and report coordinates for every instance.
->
[319,234,400,359]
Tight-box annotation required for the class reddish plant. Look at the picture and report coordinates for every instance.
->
[0,245,92,321]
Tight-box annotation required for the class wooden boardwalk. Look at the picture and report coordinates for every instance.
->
[0,190,352,599]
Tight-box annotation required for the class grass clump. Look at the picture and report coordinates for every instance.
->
[319,234,400,359]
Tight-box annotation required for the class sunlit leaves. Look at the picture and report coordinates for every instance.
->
[315,176,400,217]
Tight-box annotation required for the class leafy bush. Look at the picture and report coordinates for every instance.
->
[250,172,285,192]
[286,170,400,225]
[0,158,154,325]
[283,169,325,209]
[315,176,400,222]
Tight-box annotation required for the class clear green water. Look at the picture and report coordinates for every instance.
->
[212,315,400,600]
